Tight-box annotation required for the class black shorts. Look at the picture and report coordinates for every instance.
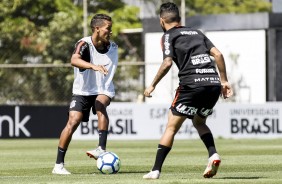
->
[170,85,221,119]
[69,95,98,122]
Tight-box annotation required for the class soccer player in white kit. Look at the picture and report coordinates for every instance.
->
[52,14,118,175]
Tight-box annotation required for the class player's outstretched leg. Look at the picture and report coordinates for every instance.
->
[86,146,106,160]
[203,153,221,178]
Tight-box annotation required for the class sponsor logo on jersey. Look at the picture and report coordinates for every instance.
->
[194,77,220,83]
[180,31,198,35]
[191,54,211,65]
[164,34,170,55]
[195,68,216,74]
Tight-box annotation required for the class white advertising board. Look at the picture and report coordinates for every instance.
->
[144,30,267,104]
[73,103,282,140]
[144,33,178,103]
[206,30,266,103]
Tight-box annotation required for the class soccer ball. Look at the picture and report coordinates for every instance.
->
[97,152,121,174]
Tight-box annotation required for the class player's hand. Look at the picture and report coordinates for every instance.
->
[144,86,155,98]
[221,81,233,99]
[92,65,108,75]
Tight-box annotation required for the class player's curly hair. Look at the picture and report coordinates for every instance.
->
[159,2,181,23]
[90,14,112,30]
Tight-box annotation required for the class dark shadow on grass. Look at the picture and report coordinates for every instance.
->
[118,171,148,174]
[81,171,148,175]
[217,176,266,180]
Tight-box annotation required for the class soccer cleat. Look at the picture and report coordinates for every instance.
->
[52,163,71,175]
[203,153,221,178]
[86,146,106,160]
[143,170,160,179]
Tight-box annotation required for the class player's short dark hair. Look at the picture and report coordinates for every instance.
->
[90,14,112,29]
[159,2,181,23]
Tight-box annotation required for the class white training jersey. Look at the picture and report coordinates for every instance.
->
[72,36,118,98]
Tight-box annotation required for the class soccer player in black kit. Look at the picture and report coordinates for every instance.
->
[143,2,233,179]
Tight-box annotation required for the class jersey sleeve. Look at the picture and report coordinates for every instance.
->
[202,33,215,50]
[73,41,91,62]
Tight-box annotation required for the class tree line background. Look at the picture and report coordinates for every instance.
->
[0,0,271,105]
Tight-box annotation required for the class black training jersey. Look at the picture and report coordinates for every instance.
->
[161,26,221,88]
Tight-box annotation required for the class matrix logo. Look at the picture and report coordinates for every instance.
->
[0,106,31,137]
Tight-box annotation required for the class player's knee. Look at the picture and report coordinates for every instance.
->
[66,118,80,133]
[166,126,178,135]
[96,110,109,119]
[192,122,205,131]
[192,115,206,128]
[95,100,108,111]
[66,123,79,133]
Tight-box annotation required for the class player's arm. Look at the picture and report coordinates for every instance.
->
[71,41,108,75]
[210,47,233,99]
[144,57,173,97]
[210,47,228,82]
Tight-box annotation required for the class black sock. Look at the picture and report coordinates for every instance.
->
[200,133,216,157]
[56,147,67,164]
[152,144,171,172]
[98,130,108,150]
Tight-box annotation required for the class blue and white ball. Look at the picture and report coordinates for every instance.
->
[97,152,121,174]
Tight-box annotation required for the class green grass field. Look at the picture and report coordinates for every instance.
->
[1,139,282,184]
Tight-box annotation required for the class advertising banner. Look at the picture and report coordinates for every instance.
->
[219,103,282,138]
[0,106,68,138]
[72,103,282,140]
[1,103,281,139]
